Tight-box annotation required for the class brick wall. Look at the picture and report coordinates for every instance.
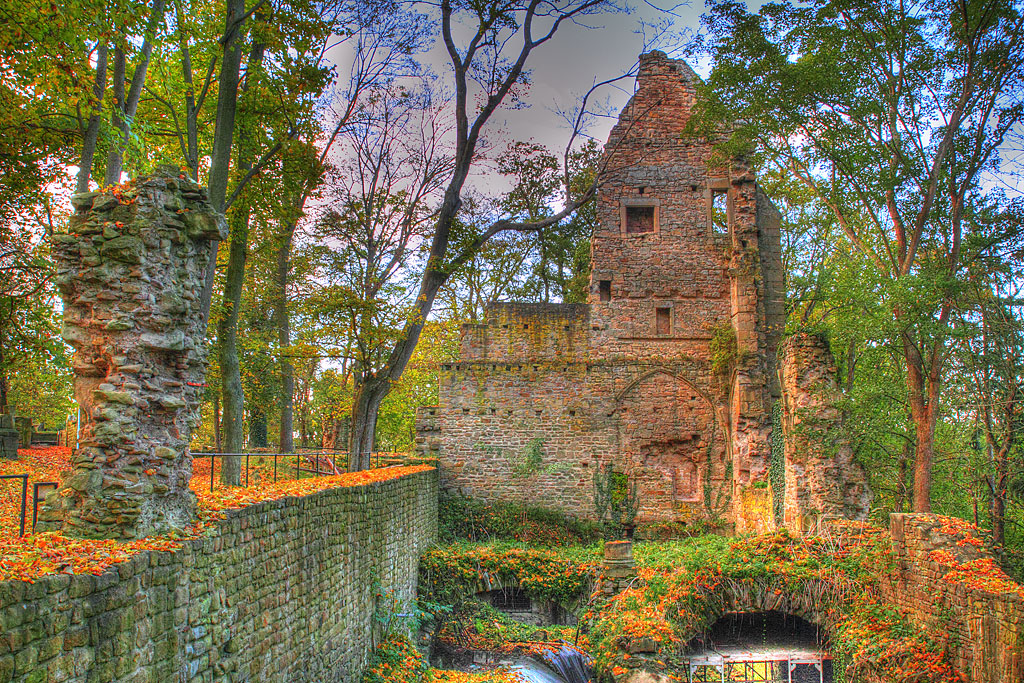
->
[0,469,438,683]
[884,513,1024,683]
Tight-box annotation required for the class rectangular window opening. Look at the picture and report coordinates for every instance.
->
[625,205,655,234]
[656,307,671,335]
[598,280,612,302]
[711,189,729,235]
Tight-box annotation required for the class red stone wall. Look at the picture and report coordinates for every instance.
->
[884,513,1024,683]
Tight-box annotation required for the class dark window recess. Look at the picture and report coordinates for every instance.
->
[598,280,612,302]
[656,307,671,335]
[625,205,655,234]
[492,589,532,612]
[711,189,728,234]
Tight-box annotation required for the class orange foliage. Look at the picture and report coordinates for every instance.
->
[0,447,432,582]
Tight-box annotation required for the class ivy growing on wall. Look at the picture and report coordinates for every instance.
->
[770,400,785,525]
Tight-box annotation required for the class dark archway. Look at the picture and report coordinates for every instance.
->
[685,611,833,683]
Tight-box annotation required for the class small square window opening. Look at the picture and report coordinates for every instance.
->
[711,189,729,235]
[625,206,655,234]
[598,280,612,302]
[656,307,671,335]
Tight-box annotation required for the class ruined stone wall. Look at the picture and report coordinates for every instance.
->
[430,52,783,532]
[0,468,438,683]
[45,167,226,539]
[884,513,1024,683]
[779,333,870,531]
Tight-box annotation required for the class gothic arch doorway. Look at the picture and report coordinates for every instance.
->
[611,369,728,521]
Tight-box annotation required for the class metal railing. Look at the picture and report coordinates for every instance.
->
[1,474,27,536]
[191,450,350,492]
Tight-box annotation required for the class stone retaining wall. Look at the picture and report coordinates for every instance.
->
[0,468,438,683]
[884,513,1024,683]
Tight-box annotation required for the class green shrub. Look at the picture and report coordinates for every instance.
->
[438,492,602,546]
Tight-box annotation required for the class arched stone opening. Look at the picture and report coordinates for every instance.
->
[684,611,833,683]
[609,368,729,523]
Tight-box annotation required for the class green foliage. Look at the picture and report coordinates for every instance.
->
[770,400,785,526]
[438,492,602,547]
[708,322,739,378]
[419,541,597,607]
[593,462,639,539]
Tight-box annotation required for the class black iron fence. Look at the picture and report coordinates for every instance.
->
[191,449,350,492]
[1,474,58,536]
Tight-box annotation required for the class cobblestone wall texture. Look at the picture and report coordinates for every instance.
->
[0,468,438,683]
[419,51,788,533]
[884,513,1024,683]
[45,166,227,539]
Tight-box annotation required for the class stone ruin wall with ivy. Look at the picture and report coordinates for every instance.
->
[779,332,872,531]
[884,513,1024,683]
[418,52,793,533]
[39,166,227,539]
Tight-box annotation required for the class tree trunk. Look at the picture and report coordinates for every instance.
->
[0,343,8,414]
[200,0,246,318]
[213,392,221,452]
[103,0,165,186]
[214,20,265,486]
[993,443,1009,547]
[904,333,940,513]
[274,220,296,452]
[217,206,250,484]
[248,407,267,448]
[76,44,108,193]
[349,377,389,471]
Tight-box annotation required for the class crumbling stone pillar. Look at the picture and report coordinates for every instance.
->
[40,165,226,539]
[780,332,871,532]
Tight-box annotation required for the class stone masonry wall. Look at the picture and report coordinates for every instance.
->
[45,166,226,539]
[0,468,438,683]
[883,513,1024,683]
[779,332,870,531]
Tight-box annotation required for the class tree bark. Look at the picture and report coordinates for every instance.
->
[213,392,221,452]
[905,333,941,513]
[992,443,1008,547]
[200,0,246,318]
[349,376,389,471]
[217,205,251,484]
[274,220,296,452]
[76,44,108,193]
[0,343,8,414]
[215,12,266,486]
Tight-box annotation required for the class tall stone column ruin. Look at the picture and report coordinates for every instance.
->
[779,332,871,532]
[40,165,226,539]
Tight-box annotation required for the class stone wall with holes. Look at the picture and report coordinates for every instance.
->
[419,52,787,532]
[883,513,1024,683]
[0,468,438,683]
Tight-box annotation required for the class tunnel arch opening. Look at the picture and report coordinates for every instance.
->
[684,611,833,683]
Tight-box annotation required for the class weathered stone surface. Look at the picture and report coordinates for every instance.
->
[0,469,439,683]
[420,52,785,533]
[43,166,227,539]
[883,513,1024,683]
[779,332,871,531]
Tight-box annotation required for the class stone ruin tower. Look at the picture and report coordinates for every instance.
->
[417,52,871,533]
[40,166,226,539]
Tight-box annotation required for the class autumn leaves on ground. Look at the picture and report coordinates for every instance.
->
[0,446,430,582]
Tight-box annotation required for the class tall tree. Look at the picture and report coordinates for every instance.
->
[346,0,628,470]
[695,0,1024,510]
